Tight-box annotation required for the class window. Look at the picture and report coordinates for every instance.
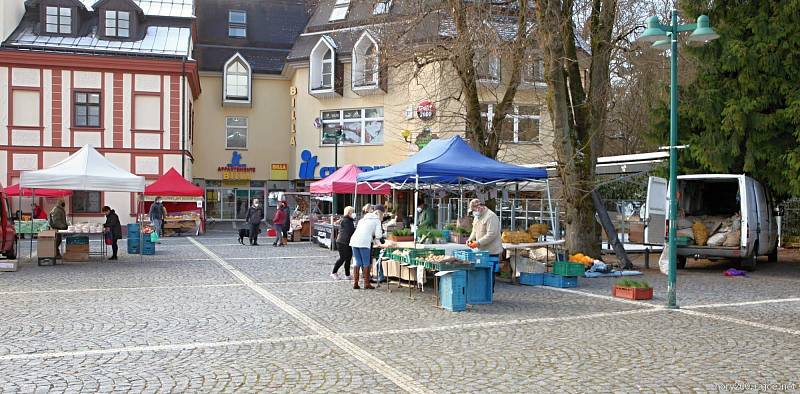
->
[226,117,248,149]
[476,53,500,81]
[72,191,101,213]
[224,56,250,101]
[353,33,380,88]
[45,6,71,34]
[320,48,333,89]
[523,55,545,83]
[105,10,130,38]
[373,0,392,14]
[321,108,383,145]
[74,92,101,128]
[481,104,540,143]
[329,0,350,21]
[310,37,337,94]
[228,10,247,38]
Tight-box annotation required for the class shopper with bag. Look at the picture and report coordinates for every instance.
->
[331,206,355,281]
[148,197,165,242]
[102,206,122,260]
[349,204,385,290]
[272,201,287,247]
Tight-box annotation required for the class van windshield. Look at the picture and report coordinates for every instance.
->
[680,179,740,216]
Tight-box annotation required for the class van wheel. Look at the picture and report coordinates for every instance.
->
[768,248,778,262]
[677,255,687,269]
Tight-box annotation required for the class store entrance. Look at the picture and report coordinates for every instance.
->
[205,182,265,221]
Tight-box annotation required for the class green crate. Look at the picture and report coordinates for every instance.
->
[676,236,691,246]
[552,261,585,277]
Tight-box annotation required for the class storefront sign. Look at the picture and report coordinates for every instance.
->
[271,163,289,180]
[219,151,256,180]
[290,86,298,146]
[416,100,436,121]
[298,149,386,180]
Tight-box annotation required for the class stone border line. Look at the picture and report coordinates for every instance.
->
[0,283,244,296]
[187,237,434,394]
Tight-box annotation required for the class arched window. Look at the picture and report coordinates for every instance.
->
[363,45,378,85]
[224,54,251,103]
[321,48,334,89]
[352,32,381,92]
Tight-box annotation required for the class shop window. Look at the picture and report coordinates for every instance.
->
[72,191,102,213]
[481,104,540,144]
[74,92,101,128]
[45,6,72,34]
[228,10,247,38]
[105,10,130,38]
[223,53,251,103]
[225,117,248,149]
[329,0,350,21]
[321,107,383,146]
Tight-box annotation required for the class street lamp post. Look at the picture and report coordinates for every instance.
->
[637,10,719,309]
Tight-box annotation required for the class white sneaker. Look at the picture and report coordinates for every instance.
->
[330,273,340,281]
[343,275,352,281]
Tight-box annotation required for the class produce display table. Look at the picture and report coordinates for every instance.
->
[390,242,475,256]
[15,219,49,235]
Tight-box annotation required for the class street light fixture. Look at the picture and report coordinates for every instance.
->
[637,10,719,309]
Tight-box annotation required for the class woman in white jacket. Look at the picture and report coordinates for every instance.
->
[349,205,385,289]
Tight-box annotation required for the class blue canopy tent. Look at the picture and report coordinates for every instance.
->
[355,136,555,241]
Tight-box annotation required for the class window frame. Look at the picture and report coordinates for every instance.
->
[228,10,247,38]
[476,53,501,82]
[45,6,72,35]
[225,116,248,150]
[320,107,384,146]
[352,32,380,90]
[480,104,541,144]
[104,10,131,38]
[329,0,350,21]
[71,190,103,214]
[373,0,392,15]
[223,54,252,104]
[73,91,102,129]
[522,54,546,85]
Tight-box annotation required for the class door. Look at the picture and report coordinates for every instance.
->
[644,176,667,245]
[751,179,774,255]
[235,189,250,220]
[221,189,236,220]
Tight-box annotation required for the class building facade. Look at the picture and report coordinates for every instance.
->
[0,0,199,223]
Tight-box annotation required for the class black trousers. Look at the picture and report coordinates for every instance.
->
[111,239,119,257]
[249,223,260,244]
[333,242,352,276]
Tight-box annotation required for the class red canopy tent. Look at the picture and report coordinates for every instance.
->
[143,168,205,235]
[310,164,390,195]
[5,184,72,197]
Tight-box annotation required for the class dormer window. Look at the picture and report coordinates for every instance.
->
[309,36,341,97]
[476,52,500,82]
[320,49,333,88]
[105,10,130,38]
[45,6,72,34]
[228,10,247,38]
[352,32,385,95]
[329,0,350,22]
[523,53,545,84]
[223,53,251,104]
[373,0,392,15]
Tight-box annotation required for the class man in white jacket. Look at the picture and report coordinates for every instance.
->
[349,205,385,290]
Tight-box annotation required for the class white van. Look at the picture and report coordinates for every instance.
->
[644,174,778,268]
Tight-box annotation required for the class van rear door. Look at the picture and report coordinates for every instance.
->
[644,176,667,245]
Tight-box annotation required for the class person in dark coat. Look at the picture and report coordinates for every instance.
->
[245,199,264,246]
[332,206,356,280]
[49,199,68,258]
[102,206,122,260]
[281,201,291,242]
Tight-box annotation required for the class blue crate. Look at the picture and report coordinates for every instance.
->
[454,250,495,269]
[126,223,141,238]
[543,273,578,288]
[127,243,140,254]
[466,267,493,304]
[439,270,467,312]
[519,272,545,286]
[66,235,89,245]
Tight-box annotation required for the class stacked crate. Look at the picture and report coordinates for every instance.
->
[127,223,141,254]
[453,250,495,304]
[544,261,584,288]
[438,270,467,312]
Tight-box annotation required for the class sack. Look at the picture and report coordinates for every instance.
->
[104,229,113,245]
[150,231,159,243]
[692,221,709,246]
[723,230,740,247]
[658,244,670,275]
[707,232,726,247]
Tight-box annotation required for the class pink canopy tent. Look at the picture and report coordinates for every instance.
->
[310,164,390,195]
[5,183,72,197]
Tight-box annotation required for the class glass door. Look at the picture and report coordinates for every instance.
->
[235,189,250,220]
[221,189,236,220]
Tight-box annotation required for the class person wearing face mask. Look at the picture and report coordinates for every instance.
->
[416,202,436,229]
[148,197,166,241]
[245,199,264,246]
[271,200,287,247]
[467,198,502,256]
[332,206,355,280]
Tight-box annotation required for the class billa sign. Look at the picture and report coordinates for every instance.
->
[218,151,255,180]
[271,163,289,180]
[416,100,436,121]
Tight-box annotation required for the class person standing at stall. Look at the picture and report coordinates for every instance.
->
[417,202,436,229]
[272,201,286,247]
[102,206,122,260]
[281,200,291,245]
[467,198,502,288]
[149,197,166,241]
[33,203,47,220]
[48,199,68,258]
[349,205,385,290]
[332,206,355,280]
[245,199,264,246]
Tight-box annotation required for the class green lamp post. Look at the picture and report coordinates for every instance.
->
[637,10,719,309]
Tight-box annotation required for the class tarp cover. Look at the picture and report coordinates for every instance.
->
[310,164,390,195]
[20,145,145,192]
[5,184,72,197]
[356,136,548,184]
[144,167,203,197]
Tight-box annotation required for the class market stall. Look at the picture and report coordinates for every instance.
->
[6,185,72,237]
[357,136,560,308]
[309,164,390,249]
[143,168,204,236]
[19,145,145,263]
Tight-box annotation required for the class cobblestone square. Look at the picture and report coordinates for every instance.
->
[1,234,799,392]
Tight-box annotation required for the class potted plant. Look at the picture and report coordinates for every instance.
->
[451,227,470,244]
[389,228,414,242]
[612,279,653,300]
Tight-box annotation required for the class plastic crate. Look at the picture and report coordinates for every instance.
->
[466,267,493,304]
[405,249,445,265]
[141,244,155,255]
[126,223,141,238]
[543,273,578,288]
[454,250,496,269]
[65,235,89,245]
[552,261,585,277]
[519,272,545,286]
[127,243,140,254]
[439,270,467,312]
[676,236,691,246]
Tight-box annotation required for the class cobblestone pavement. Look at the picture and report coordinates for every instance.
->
[1,232,799,392]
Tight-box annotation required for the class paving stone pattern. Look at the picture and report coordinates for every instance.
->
[1,231,799,392]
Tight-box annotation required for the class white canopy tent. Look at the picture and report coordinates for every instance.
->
[20,145,145,191]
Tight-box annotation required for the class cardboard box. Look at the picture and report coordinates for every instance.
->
[629,223,645,244]
[37,234,58,258]
[66,244,90,253]
[63,252,89,262]
[0,260,18,272]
